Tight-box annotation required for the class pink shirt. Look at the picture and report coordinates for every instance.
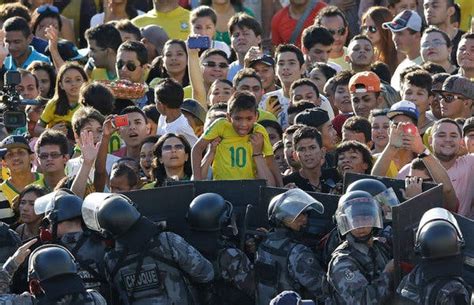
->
[397,154,474,219]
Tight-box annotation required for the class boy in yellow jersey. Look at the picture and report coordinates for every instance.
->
[0,136,45,224]
[192,91,279,186]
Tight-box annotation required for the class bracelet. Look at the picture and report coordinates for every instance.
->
[252,153,263,157]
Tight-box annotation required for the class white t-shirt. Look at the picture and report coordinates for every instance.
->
[66,154,120,183]
[157,113,198,147]
[260,89,290,129]
[391,56,423,92]
[90,11,145,28]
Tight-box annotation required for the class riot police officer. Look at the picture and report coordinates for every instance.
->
[326,190,394,305]
[186,193,255,305]
[34,189,109,294]
[82,192,214,305]
[255,188,326,305]
[0,240,106,304]
[397,208,471,305]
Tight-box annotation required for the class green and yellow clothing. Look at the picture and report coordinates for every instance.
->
[40,100,81,128]
[132,7,190,40]
[90,68,118,81]
[203,118,273,180]
[1,173,46,205]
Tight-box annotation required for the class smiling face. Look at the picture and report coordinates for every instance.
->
[59,68,85,101]
[276,51,304,88]
[230,26,261,56]
[337,148,369,176]
[431,122,462,161]
[208,81,234,105]
[3,148,33,174]
[457,38,474,71]
[201,54,229,87]
[371,115,390,150]
[159,136,189,169]
[251,62,275,92]
[334,84,353,114]
[228,109,258,136]
[291,84,320,106]
[163,42,187,76]
[140,142,155,178]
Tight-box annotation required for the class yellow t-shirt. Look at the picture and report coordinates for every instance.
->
[132,7,190,41]
[203,118,273,180]
[1,173,46,205]
[328,47,350,71]
[40,100,81,127]
[385,160,400,178]
[90,68,118,81]
[183,85,192,100]
[456,0,473,31]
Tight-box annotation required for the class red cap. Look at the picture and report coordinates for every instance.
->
[349,71,381,93]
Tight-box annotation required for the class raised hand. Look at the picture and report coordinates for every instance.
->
[80,130,100,165]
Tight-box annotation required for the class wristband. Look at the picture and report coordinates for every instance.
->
[417,148,430,159]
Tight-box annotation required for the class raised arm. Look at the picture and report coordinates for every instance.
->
[192,136,212,180]
[187,42,207,108]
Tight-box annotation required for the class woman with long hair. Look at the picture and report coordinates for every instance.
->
[15,185,47,241]
[34,62,88,136]
[148,40,190,88]
[149,133,192,187]
[361,7,400,75]
[27,61,57,99]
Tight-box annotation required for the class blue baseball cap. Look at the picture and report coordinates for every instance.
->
[387,100,419,122]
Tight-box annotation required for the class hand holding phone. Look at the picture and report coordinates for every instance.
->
[187,36,211,50]
[112,114,129,128]
[402,123,418,136]
[266,96,282,116]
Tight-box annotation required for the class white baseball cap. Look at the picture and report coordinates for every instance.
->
[382,10,422,32]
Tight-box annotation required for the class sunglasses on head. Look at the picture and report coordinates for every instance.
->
[116,60,139,72]
[37,4,59,14]
[328,27,346,36]
[202,61,229,69]
[361,25,377,33]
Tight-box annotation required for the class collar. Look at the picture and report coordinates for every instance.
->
[347,234,371,255]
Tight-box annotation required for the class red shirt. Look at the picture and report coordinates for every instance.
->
[271,2,327,48]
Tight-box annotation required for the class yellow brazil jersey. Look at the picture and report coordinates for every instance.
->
[132,7,190,41]
[90,68,118,82]
[455,0,473,31]
[40,100,81,128]
[1,173,46,205]
[203,118,273,180]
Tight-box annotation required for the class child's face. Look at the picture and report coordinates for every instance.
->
[119,112,150,148]
[291,85,320,106]
[252,62,275,91]
[402,83,431,113]
[228,109,258,136]
[230,26,261,56]
[59,68,85,101]
[276,51,303,88]
[334,84,353,113]
[265,126,281,146]
[274,147,288,173]
[140,142,154,178]
[209,81,234,105]
[110,174,134,193]
[192,16,216,39]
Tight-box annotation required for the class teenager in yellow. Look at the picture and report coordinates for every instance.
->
[0,136,45,224]
[34,63,88,136]
[192,91,281,186]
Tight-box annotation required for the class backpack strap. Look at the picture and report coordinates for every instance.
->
[289,0,319,44]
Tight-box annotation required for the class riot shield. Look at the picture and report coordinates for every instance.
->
[122,184,195,237]
[453,214,474,287]
[391,185,443,287]
[343,172,438,202]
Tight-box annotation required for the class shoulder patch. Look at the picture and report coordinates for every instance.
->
[344,269,355,281]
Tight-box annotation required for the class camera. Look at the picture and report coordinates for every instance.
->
[0,71,39,129]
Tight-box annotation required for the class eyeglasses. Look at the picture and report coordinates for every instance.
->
[421,40,447,49]
[116,60,139,72]
[440,94,466,103]
[37,4,59,14]
[38,152,63,160]
[202,61,229,69]
[162,144,185,152]
[361,25,377,33]
[327,27,346,36]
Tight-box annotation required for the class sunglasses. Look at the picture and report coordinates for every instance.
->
[162,144,185,152]
[202,61,229,69]
[440,94,466,103]
[116,60,139,72]
[38,152,63,160]
[327,27,346,36]
[361,25,377,33]
[37,4,59,14]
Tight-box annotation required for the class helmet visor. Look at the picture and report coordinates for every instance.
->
[336,197,383,236]
[34,192,56,216]
[374,187,399,220]
[274,189,324,224]
[82,193,111,233]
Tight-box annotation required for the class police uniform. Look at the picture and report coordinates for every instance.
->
[59,231,108,293]
[105,229,214,305]
[255,228,326,305]
[0,247,106,305]
[326,234,393,305]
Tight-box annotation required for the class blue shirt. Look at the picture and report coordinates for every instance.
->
[3,46,51,71]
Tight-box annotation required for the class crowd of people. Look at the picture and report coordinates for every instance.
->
[0,0,471,304]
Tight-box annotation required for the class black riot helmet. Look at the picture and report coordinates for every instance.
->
[346,178,400,220]
[335,190,383,237]
[82,193,141,238]
[34,189,83,225]
[28,244,77,282]
[187,193,233,231]
[415,208,464,259]
[268,188,324,228]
